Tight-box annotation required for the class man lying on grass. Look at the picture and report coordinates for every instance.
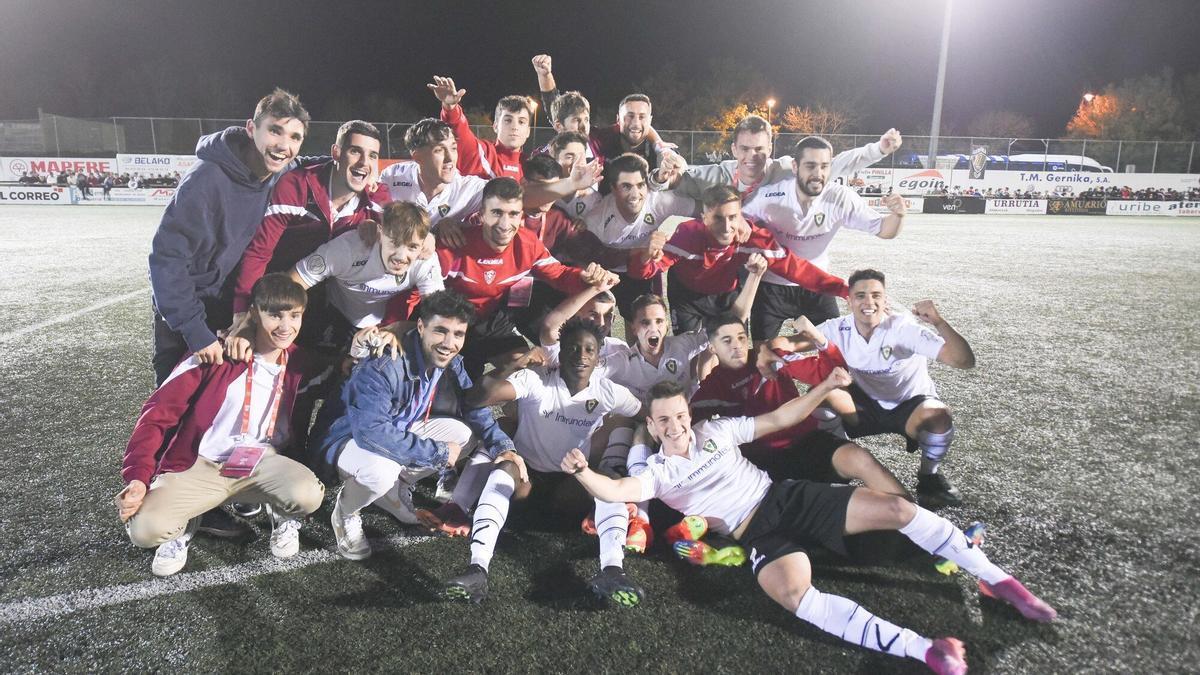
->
[561,376,1056,675]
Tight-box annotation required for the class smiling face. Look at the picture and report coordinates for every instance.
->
[558,328,599,390]
[703,199,746,246]
[331,133,380,194]
[379,228,424,276]
[618,100,651,146]
[479,195,524,251]
[794,147,832,197]
[252,304,304,352]
[612,170,647,219]
[417,315,469,369]
[647,393,692,453]
[413,136,458,185]
[709,322,750,369]
[245,115,306,178]
[732,129,772,184]
[633,302,669,356]
[575,296,615,337]
[848,278,887,333]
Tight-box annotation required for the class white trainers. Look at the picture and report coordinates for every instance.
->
[434,472,458,504]
[374,481,420,525]
[152,517,199,577]
[332,488,371,560]
[266,505,302,559]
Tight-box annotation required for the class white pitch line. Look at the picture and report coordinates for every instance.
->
[0,287,148,342]
[0,533,431,624]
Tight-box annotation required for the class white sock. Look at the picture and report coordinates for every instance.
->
[795,586,931,661]
[595,498,629,569]
[451,453,494,509]
[917,427,954,472]
[899,507,1010,585]
[599,427,634,476]
[625,443,652,522]
[469,469,514,572]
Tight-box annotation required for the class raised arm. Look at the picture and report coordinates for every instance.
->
[730,253,768,323]
[522,158,603,209]
[912,300,975,369]
[531,54,558,102]
[540,274,618,346]
[561,448,646,503]
[753,367,851,439]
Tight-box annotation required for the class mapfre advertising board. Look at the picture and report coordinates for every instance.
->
[116,154,198,176]
[0,185,69,205]
[0,157,116,182]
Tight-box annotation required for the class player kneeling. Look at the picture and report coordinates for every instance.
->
[562,377,1056,674]
[115,274,325,576]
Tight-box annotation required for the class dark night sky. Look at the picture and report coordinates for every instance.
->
[2,0,1198,136]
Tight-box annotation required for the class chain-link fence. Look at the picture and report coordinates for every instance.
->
[3,116,1196,173]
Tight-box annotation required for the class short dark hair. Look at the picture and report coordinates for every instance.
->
[379,201,430,245]
[253,88,310,131]
[703,312,745,337]
[482,176,523,203]
[647,379,687,405]
[252,272,307,313]
[604,153,649,190]
[523,154,564,181]
[793,135,833,158]
[619,93,652,111]
[847,268,886,288]
[549,131,589,157]
[495,95,534,120]
[701,184,741,211]
[405,118,454,153]
[418,290,476,326]
[732,114,773,145]
[551,91,591,126]
[630,293,668,321]
[335,120,381,150]
[559,316,605,348]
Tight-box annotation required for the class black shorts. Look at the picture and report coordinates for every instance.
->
[612,272,661,323]
[845,383,932,452]
[459,310,530,379]
[666,271,739,334]
[741,430,848,483]
[750,282,839,341]
[738,479,856,576]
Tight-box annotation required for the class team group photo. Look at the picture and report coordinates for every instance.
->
[1,1,1197,673]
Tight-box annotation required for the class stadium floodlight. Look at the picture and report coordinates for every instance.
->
[1083,92,1096,103]
[926,0,953,170]
[766,98,776,125]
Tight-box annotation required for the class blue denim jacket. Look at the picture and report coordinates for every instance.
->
[313,331,515,472]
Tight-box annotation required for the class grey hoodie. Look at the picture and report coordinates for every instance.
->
[148,126,278,352]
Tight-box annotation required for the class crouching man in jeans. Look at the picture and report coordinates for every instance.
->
[310,289,519,560]
[115,274,326,577]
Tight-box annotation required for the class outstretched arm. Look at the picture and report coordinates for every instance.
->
[561,448,645,503]
[913,300,975,369]
[522,158,603,208]
[540,273,618,346]
[731,253,768,323]
[753,368,851,439]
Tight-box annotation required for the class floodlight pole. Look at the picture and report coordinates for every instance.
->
[926,0,953,169]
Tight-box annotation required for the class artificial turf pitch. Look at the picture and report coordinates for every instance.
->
[0,206,1197,673]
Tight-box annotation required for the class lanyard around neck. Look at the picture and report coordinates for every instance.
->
[239,351,288,441]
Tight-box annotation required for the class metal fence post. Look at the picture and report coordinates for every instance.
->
[1188,142,1195,174]
[1115,141,1122,172]
[150,118,158,154]
[112,117,121,153]
[198,118,203,140]
[1151,141,1158,173]
[689,131,694,164]
[53,115,60,156]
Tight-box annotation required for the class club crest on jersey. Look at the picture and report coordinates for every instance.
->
[305,254,326,275]
[484,270,496,284]
[585,399,599,414]
[813,212,825,227]
[702,439,718,453]
[575,202,586,215]
[643,213,656,225]
[438,204,451,217]
[880,345,893,359]
[665,359,678,374]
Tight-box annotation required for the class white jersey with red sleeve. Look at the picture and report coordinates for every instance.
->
[377,161,486,226]
[818,313,945,409]
[436,225,589,318]
[295,230,444,328]
[605,330,709,402]
[636,417,771,535]
[508,368,641,473]
[741,181,882,276]
[573,190,696,271]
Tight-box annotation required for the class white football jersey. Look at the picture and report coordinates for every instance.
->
[573,190,695,271]
[196,354,287,463]
[818,313,945,409]
[637,417,771,535]
[605,331,709,402]
[296,231,444,327]
[509,368,641,473]
[741,181,881,279]
[378,162,485,225]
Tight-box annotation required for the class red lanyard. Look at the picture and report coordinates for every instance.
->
[732,168,764,202]
[528,212,546,240]
[239,350,288,441]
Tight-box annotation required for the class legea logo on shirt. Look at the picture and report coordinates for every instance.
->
[764,191,785,197]
[477,258,504,265]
